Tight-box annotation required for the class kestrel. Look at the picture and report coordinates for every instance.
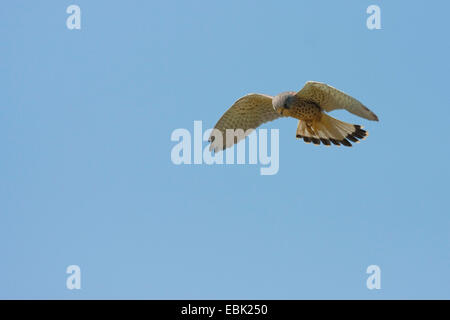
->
[209,81,379,152]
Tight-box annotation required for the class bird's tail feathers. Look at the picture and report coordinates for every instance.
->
[296,113,368,147]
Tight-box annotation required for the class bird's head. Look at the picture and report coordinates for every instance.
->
[272,92,296,115]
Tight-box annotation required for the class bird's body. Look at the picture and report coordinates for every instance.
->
[209,81,379,152]
[276,93,322,121]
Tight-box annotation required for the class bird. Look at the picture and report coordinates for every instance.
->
[209,81,379,152]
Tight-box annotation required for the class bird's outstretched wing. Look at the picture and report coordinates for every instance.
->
[296,81,379,121]
[209,94,281,152]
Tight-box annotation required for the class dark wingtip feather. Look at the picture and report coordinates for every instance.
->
[340,138,352,147]
[350,125,368,141]
[329,139,341,146]
[346,134,359,143]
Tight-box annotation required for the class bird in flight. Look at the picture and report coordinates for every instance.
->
[209,81,379,152]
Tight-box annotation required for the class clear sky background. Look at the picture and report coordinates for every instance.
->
[1,1,449,299]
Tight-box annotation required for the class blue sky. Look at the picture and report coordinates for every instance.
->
[1,1,449,299]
